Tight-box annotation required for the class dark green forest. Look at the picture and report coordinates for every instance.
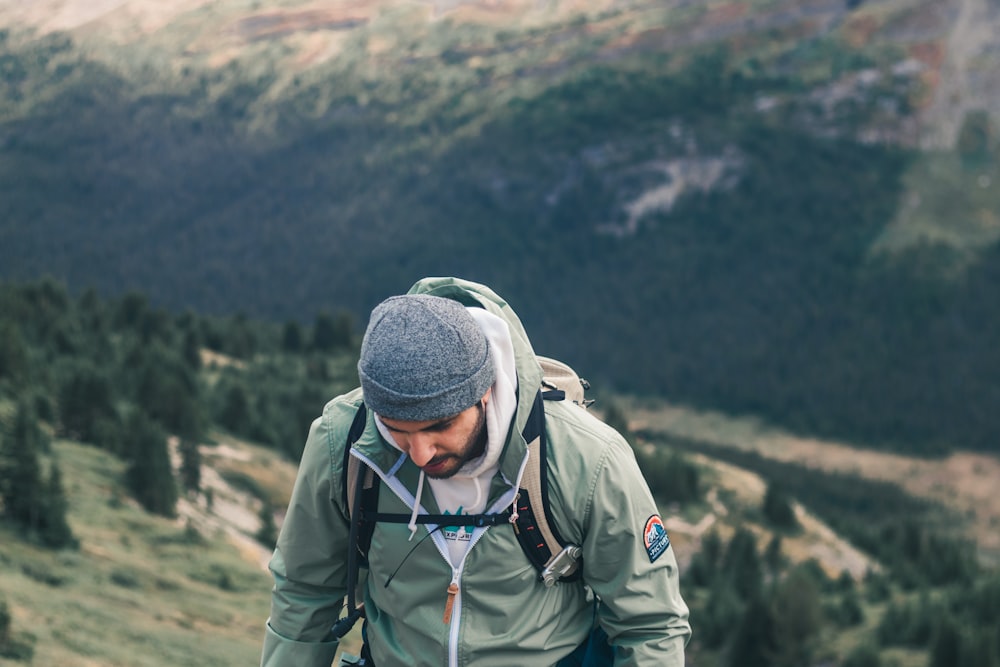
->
[0,279,358,534]
[1,29,999,458]
[0,278,359,661]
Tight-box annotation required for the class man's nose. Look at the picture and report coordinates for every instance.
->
[405,434,436,467]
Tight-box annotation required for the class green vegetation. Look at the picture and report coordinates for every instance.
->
[0,278,358,523]
[0,279,363,665]
[763,482,799,531]
[662,436,979,588]
[1,275,997,665]
[1,6,999,664]
[654,424,996,666]
[0,593,33,661]
[0,440,279,666]
[685,508,998,666]
[1,21,997,459]
[605,400,702,504]
[0,400,75,549]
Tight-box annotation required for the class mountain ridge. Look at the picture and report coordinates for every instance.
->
[1,0,999,454]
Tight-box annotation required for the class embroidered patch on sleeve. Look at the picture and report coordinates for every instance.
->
[643,515,670,563]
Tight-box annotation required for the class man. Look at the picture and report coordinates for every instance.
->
[262,277,690,667]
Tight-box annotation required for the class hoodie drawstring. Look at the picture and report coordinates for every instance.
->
[408,470,425,541]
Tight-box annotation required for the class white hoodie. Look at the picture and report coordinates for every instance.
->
[374,307,518,565]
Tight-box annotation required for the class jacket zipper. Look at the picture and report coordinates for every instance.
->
[446,504,507,667]
[352,449,528,667]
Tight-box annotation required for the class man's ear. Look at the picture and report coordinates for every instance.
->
[481,388,492,406]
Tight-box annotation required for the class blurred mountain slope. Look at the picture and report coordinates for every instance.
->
[1,0,999,454]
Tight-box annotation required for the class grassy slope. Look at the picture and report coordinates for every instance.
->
[873,149,1000,262]
[0,439,275,667]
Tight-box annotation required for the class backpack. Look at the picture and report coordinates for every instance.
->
[331,356,593,640]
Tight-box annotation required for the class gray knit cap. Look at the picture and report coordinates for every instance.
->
[358,294,495,421]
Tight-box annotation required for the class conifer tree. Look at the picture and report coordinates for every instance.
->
[225,312,257,359]
[929,615,962,667]
[0,595,10,647]
[690,529,722,587]
[763,481,799,530]
[0,402,45,532]
[124,411,177,518]
[723,527,763,600]
[700,579,744,649]
[113,291,149,332]
[282,321,303,353]
[40,461,75,549]
[179,438,201,494]
[835,586,865,627]
[76,287,107,334]
[0,322,29,384]
[725,594,775,667]
[769,566,824,667]
[218,382,250,434]
[0,597,32,660]
[0,402,74,548]
[964,628,999,667]
[256,501,277,548]
[181,329,202,370]
[134,344,204,440]
[57,361,117,444]
[657,451,701,503]
[764,535,785,577]
[311,310,352,351]
[842,642,881,667]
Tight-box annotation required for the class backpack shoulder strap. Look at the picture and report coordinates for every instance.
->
[332,403,375,640]
[343,403,375,520]
[514,389,583,587]
[340,367,588,594]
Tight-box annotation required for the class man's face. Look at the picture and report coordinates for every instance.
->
[379,391,490,479]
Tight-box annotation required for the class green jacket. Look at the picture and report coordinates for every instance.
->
[262,277,690,667]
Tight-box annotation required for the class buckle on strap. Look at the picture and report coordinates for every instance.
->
[541,545,582,587]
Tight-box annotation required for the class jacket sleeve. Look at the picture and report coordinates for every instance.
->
[580,438,691,667]
[261,406,353,667]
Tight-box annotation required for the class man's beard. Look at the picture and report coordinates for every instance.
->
[425,401,488,479]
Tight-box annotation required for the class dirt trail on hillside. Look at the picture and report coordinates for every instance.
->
[920,0,1000,148]
[169,438,275,571]
[631,403,1000,566]
[662,455,878,579]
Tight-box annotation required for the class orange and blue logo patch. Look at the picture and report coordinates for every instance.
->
[643,515,670,563]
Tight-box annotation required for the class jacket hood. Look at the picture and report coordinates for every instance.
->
[405,277,543,486]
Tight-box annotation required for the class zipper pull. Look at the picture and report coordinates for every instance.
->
[443,582,459,624]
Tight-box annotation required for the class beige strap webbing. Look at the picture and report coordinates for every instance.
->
[523,434,567,569]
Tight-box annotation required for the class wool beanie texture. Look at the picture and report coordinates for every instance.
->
[358,295,495,421]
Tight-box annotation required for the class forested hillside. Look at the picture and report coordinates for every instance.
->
[0,280,357,663]
[3,280,1000,667]
[1,0,999,456]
